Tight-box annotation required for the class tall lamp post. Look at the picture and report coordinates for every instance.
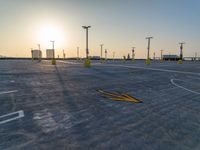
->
[82,26,91,58]
[132,47,135,62]
[146,36,153,65]
[105,49,107,60]
[77,47,79,60]
[37,44,41,61]
[179,42,185,60]
[160,50,164,61]
[50,41,56,65]
[82,26,91,67]
[178,42,185,64]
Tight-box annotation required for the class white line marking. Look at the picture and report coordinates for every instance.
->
[99,64,200,76]
[170,79,200,95]
[57,60,82,65]
[58,60,101,65]
[0,110,24,125]
[0,90,18,95]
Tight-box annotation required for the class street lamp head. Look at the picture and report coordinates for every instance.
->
[146,37,153,39]
[82,26,91,29]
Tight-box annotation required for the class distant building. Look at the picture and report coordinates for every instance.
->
[46,49,54,59]
[163,55,179,61]
[89,56,100,60]
[31,50,42,59]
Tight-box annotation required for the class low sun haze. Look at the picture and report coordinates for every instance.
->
[0,0,200,58]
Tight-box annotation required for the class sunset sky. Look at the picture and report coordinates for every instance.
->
[0,0,200,58]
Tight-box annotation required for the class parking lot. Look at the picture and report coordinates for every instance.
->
[0,59,200,150]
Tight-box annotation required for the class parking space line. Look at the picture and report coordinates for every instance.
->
[0,90,18,95]
[0,110,24,125]
[171,79,200,95]
[100,64,200,76]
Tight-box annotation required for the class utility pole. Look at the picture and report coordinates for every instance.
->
[153,52,155,60]
[100,44,103,59]
[146,37,153,60]
[179,42,185,60]
[160,50,164,60]
[82,26,91,59]
[132,47,135,61]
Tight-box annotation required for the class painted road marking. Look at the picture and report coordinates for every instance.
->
[0,90,18,95]
[97,89,142,103]
[99,64,200,76]
[0,110,24,125]
[58,60,101,65]
[57,60,82,65]
[170,79,200,95]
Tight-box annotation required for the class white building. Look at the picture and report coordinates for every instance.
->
[31,50,42,59]
[46,49,54,59]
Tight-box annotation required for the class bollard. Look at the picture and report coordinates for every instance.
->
[178,59,182,64]
[84,58,91,67]
[52,59,56,65]
[146,59,151,65]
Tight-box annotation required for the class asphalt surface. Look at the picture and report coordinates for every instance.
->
[0,59,200,150]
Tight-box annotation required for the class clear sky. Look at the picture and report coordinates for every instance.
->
[0,0,200,58]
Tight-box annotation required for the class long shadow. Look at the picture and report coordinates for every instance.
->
[54,65,79,112]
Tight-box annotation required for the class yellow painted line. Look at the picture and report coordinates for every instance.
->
[97,89,142,103]
[97,89,124,98]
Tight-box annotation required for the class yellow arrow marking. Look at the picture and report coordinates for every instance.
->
[97,89,142,103]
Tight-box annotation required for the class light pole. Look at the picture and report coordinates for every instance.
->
[100,44,103,59]
[37,44,41,61]
[160,50,164,60]
[31,48,33,61]
[82,26,91,59]
[132,47,135,61]
[63,49,65,60]
[146,37,153,60]
[179,42,185,60]
[105,49,107,60]
[113,51,115,61]
[77,47,79,60]
[50,41,55,58]
[146,37,153,65]
[50,41,56,65]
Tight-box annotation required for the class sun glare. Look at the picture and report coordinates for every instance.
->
[36,25,66,49]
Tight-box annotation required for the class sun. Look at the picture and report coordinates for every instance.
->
[36,25,66,49]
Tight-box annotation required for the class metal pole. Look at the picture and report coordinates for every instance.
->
[105,49,107,60]
[179,42,185,60]
[86,29,88,58]
[37,44,41,60]
[160,50,163,60]
[132,47,135,60]
[77,47,79,59]
[31,48,33,60]
[82,26,91,59]
[100,44,103,59]
[146,37,153,59]
[50,41,55,58]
